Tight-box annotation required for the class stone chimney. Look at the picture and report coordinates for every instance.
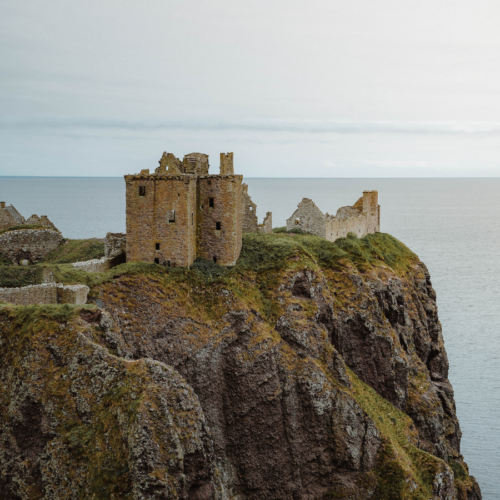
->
[0,202,5,209]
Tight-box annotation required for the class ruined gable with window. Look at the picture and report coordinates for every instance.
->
[125,151,244,267]
[286,191,380,241]
[241,183,273,234]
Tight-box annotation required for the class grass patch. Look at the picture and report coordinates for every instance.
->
[349,368,449,499]
[43,233,418,297]
[237,232,416,274]
[40,238,105,264]
[0,253,12,266]
[272,226,308,234]
[191,258,231,281]
[0,265,44,288]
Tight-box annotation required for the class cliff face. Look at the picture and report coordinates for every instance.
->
[0,233,481,499]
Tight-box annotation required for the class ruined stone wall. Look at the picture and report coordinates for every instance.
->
[25,215,56,229]
[0,229,63,264]
[125,175,197,267]
[241,184,259,233]
[326,214,366,240]
[286,198,327,237]
[258,212,273,234]
[287,192,380,241]
[0,203,19,231]
[105,232,126,259]
[184,153,209,175]
[0,283,89,306]
[220,152,234,175]
[196,175,243,265]
[72,257,114,273]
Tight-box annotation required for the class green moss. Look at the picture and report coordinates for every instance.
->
[449,458,467,480]
[40,238,105,264]
[237,232,416,274]
[0,253,11,266]
[349,368,448,499]
[0,265,44,288]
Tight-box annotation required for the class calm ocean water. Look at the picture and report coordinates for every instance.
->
[1,176,498,497]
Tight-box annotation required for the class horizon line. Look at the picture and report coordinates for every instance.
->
[2,175,500,179]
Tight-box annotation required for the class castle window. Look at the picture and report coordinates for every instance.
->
[139,186,146,196]
[209,198,214,208]
[191,213,194,225]
[168,210,176,223]
[154,258,159,264]
[213,256,217,263]
[155,243,160,250]
[208,180,212,185]
[216,222,221,230]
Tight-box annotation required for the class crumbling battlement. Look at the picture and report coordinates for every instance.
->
[0,201,57,232]
[126,151,259,267]
[286,191,380,241]
[241,183,273,234]
[0,283,89,306]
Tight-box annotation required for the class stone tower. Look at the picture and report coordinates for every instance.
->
[125,151,243,267]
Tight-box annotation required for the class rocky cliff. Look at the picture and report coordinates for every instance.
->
[0,232,482,499]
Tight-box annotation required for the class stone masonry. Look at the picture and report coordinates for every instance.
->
[126,151,261,267]
[105,232,126,259]
[0,283,89,306]
[286,191,380,240]
[0,201,56,231]
[241,183,273,234]
[0,228,63,264]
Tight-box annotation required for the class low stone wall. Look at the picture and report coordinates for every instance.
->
[72,257,114,273]
[0,229,63,264]
[0,283,89,306]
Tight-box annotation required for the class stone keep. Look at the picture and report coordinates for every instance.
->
[125,152,243,267]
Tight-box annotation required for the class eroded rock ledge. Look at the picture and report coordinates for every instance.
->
[0,233,482,499]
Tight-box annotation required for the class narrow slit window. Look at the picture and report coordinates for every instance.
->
[213,256,217,263]
[155,243,160,250]
[168,210,176,223]
[154,258,159,264]
[191,213,194,225]
[139,186,146,196]
[209,198,214,208]
[216,222,221,230]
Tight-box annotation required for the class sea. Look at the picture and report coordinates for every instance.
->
[1,176,499,498]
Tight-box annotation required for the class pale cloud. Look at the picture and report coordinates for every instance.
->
[1,0,500,177]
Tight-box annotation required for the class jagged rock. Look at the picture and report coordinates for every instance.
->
[0,234,482,499]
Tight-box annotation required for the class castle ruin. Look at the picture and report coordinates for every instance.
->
[125,151,271,267]
[286,191,380,240]
[0,202,56,232]
[0,202,61,264]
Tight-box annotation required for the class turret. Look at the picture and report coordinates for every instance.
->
[220,152,234,175]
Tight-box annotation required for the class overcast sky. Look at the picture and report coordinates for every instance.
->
[1,0,500,177]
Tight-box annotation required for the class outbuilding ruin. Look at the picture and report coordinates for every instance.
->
[286,191,380,241]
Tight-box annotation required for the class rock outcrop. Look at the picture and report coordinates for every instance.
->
[0,232,482,499]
